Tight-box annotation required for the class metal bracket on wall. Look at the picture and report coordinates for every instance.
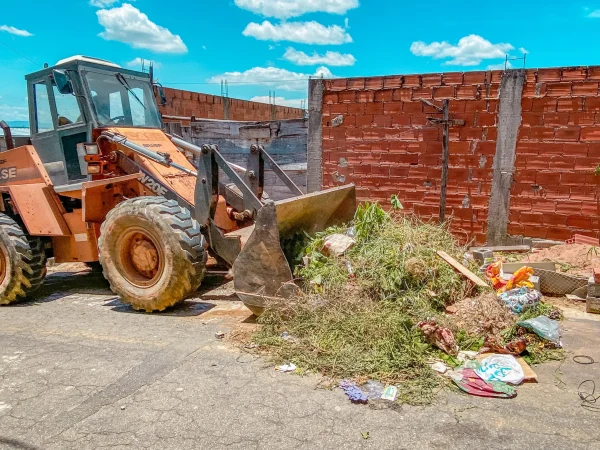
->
[420,99,466,223]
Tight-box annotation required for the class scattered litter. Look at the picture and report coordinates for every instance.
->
[457,351,478,363]
[363,380,385,400]
[381,385,398,401]
[476,354,525,385]
[431,362,449,374]
[578,380,600,413]
[480,336,527,356]
[573,355,595,365]
[215,332,225,340]
[478,353,538,383]
[275,363,297,373]
[361,431,370,440]
[451,368,517,398]
[322,234,356,257]
[498,287,541,314]
[517,316,561,344]
[339,380,368,404]
[418,320,458,355]
[345,260,355,278]
[120,405,126,410]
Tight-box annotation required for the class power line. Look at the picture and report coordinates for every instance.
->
[0,39,39,67]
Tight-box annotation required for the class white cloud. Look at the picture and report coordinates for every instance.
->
[487,61,512,70]
[97,4,187,54]
[0,104,29,121]
[519,47,528,54]
[0,25,33,37]
[243,20,352,45]
[283,47,355,66]
[126,57,161,69]
[234,0,359,19]
[89,0,119,7]
[410,34,514,66]
[250,96,306,108]
[588,9,600,17]
[208,66,333,91]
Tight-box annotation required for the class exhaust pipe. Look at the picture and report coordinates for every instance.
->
[0,121,14,150]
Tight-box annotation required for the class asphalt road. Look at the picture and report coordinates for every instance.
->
[1,265,600,450]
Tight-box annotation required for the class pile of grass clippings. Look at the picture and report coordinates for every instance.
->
[254,202,476,404]
[253,201,563,404]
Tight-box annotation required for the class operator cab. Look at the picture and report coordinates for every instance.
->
[25,56,162,186]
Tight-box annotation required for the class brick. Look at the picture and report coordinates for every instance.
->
[546,82,572,97]
[587,67,600,80]
[581,127,600,141]
[588,143,600,157]
[365,77,384,90]
[532,97,558,112]
[365,102,384,114]
[463,71,487,84]
[543,112,570,126]
[356,91,375,103]
[521,98,534,112]
[561,173,586,185]
[455,85,478,99]
[557,97,583,111]
[537,68,562,82]
[574,157,599,170]
[421,73,442,86]
[449,141,471,154]
[562,67,588,81]
[464,100,488,112]
[522,112,544,126]
[554,127,581,141]
[338,90,356,103]
[348,103,365,114]
[585,97,600,111]
[403,102,423,113]
[449,100,467,113]
[529,127,555,140]
[570,186,597,200]
[412,88,433,99]
[569,112,596,126]
[563,143,590,156]
[572,82,599,96]
[484,84,500,99]
[328,78,348,91]
[489,70,504,84]
[374,90,394,102]
[355,114,374,127]
[442,72,464,85]
[330,104,348,114]
[383,76,403,89]
[383,102,403,114]
[526,156,550,169]
[476,112,496,127]
[433,86,455,99]
[390,114,412,126]
[556,201,583,215]
[390,166,410,177]
[410,113,428,126]
[460,127,483,140]
[403,75,421,87]
[547,227,574,241]
[373,115,392,127]
[420,128,440,140]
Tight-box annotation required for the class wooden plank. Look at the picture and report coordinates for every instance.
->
[436,250,489,288]
[470,245,531,253]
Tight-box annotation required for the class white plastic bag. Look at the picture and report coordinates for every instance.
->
[475,354,525,385]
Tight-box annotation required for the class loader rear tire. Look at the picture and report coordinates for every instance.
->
[0,214,47,305]
[98,197,207,312]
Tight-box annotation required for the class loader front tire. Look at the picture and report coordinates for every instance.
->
[99,197,207,312]
[0,214,47,305]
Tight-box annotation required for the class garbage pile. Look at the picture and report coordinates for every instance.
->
[254,201,565,405]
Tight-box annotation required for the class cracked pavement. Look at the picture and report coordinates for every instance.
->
[1,265,600,449]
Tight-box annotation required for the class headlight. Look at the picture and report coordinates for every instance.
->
[85,144,99,155]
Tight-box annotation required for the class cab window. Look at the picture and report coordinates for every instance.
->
[53,85,82,127]
[34,83,54,132]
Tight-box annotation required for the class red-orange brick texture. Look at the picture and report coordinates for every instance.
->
[321,67,600,244]
[156,87,305,123]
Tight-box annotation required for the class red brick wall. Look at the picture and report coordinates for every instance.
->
[320,67,600,244]
[157,87,305,122]
[510,67,600,242]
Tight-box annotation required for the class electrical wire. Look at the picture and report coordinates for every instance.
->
[0,39,39,67]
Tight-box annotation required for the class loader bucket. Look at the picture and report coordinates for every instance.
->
[233,184,357,315]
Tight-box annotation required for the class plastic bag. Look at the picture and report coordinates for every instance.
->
[362,380,385,400]
[475,354,525,385]
[498,287,541,314]
[517,315,561,344]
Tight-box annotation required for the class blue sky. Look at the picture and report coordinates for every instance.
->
[2,0,600,123]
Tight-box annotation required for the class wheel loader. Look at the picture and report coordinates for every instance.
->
[0,56,356,314]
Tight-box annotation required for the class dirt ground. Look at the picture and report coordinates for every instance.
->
[1,264,600,450]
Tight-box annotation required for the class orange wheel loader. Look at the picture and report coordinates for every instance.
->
[0,56,356,314]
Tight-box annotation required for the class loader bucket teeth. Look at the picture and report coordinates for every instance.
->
[233,185,357,315]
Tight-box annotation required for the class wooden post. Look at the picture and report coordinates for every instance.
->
[439,100,450,223]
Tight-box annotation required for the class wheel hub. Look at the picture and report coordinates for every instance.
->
[130,234,159,278]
